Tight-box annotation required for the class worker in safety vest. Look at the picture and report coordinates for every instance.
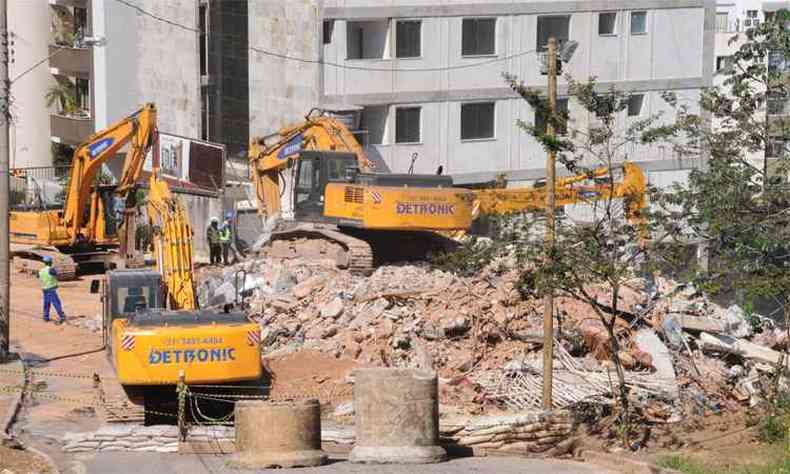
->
[219,220,232,266]
[206,217,222,265]
[39,256,66,324]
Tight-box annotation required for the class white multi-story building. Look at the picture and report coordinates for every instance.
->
[312,0,717,186]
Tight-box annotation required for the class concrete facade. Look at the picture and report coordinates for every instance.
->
[8,0,56,168]
[93,0,201,138]
[248,0,322,140]
[316,0,717,186]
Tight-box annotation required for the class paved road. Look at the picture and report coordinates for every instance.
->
[69,452,613,474]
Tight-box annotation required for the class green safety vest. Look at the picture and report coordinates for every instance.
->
[219,227,231,243]
[39,266,57,290]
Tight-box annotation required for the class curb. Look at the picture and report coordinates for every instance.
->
[1,358,25,437]
[580,449,682,474]
[2,355,61,474]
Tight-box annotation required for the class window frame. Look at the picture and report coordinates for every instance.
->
[598,12,618,36]
[395,19,422,59]
[627,94,645,117]
[394,106,423,144]
[630,11,648,35]
[461,17,497,57]
[536,14,571,52]
[460,101,496,141]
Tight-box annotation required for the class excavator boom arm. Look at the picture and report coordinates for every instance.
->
[473,162,647,222]
[62,103,157,241]
[147,171,197,311]
[248,111,374,217]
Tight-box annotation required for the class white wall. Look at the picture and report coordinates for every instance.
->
[8,0,55,168]
[321,2,712,182]
[97,0,200,138]
[248,0,322,139]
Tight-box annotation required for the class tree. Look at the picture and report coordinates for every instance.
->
[649,11,790,375]
[501,73,675,448]
[45,77,78,115]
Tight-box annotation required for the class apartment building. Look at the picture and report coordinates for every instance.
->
[8,0,249,170]
[713,1,789,168]
[315,0,716,186]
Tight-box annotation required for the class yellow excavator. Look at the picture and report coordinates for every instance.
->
[248,109,647,271]
[82,105,261,422]
[249,108,475,272]
[11,104,157,279]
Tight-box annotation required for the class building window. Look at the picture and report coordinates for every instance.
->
[461,102,495,140]
[745,10,759,28]
[715,12,728,32]
[537,16,570,51]
[716,55,733,72]
[767,95,787,115]
[323,20,334,44]
[628,94,644,117]
[347,20,388,60]
[462,18,496,56]
[631,11,647,35]
[598,12,617,35]
[766,139,786,158]
[360,106,388,145]
[396,20,421,58]
[76,78,90,114]
[534,99,568,136]
[395,107,421,143]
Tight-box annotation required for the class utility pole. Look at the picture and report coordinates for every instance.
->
[542,37,558,409]
[0,0,9,362]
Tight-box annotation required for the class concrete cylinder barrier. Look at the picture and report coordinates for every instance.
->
[349,368,447,464]
[229,399,326,469]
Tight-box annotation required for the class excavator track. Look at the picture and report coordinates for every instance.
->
[98,375,146,423]
[262,224,458,273]
[265,224,374,274]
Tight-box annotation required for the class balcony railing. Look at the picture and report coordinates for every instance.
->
[50,113,93,146]
[48,44,91,76]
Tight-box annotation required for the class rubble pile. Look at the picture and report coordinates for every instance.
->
[199,255,788,428]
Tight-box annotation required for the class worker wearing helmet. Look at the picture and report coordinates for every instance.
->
[39,256,66,324]
[207,217,222,265]
[219,220,232,266]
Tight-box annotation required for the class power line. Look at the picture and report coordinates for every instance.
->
[110,0,198,33]
[249,46,539,72]
[10,46,66,84]
[105,0,541,73]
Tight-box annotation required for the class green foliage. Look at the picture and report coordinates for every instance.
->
[657,454,790,474]
[45,77,78,115]
[757,414,788,444]
[648,10,790,307]
[431,236,498,277]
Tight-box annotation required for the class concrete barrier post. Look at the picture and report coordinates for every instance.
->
[230,399,326,469]
[350,368,447,464]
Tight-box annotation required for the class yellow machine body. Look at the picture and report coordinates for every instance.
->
[10,104,157,271]
[323,183,473,230]
[110,317,261,385]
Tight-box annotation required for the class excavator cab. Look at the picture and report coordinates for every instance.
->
[293,151,358,222]
[95,270,164,359]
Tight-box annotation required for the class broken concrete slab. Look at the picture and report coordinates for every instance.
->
[699,332,789,372]
[635,329,679,400]
[675,314,728,334]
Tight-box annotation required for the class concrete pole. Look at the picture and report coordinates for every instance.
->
[542,37,558,410]
[0,0,10,362]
